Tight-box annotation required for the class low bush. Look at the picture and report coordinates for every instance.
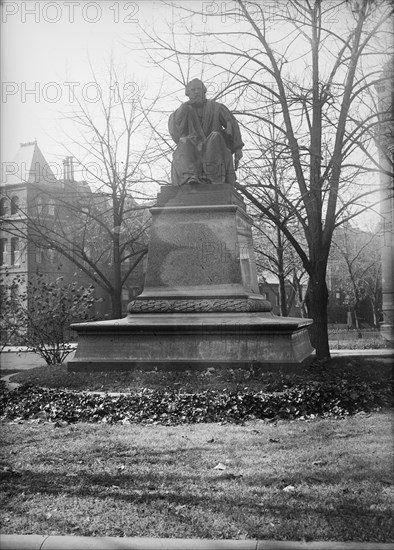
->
[333,339,391,350]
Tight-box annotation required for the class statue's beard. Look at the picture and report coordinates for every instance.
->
[188,97,206,106]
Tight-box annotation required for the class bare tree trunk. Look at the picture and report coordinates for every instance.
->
[278,272,288,317]
[110,292,122,319]
[277,226,288,317]
[305,267,330,360]
[112,216,123,319]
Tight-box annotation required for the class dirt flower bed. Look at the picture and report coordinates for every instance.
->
[1,357,392,425]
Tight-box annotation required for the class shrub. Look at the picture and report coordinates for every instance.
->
[0,272,97,364]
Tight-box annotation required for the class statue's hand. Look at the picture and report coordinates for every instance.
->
[234,149,243,170]
[226,121,232,136]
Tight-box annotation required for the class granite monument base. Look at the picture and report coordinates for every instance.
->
[67,312,313,372]
[68,183,313,372]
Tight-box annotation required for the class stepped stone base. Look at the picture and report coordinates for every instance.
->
[68,312,313,372]
[68,183,313,373]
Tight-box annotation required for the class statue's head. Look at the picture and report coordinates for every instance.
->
[185,79,207,104]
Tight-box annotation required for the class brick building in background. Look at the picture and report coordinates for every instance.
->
[258,274,307,318]
[0,142,146,342]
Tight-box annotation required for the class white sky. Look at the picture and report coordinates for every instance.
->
[0,1,180,165]
[0,0,391,228]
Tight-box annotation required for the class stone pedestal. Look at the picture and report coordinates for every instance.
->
[68,184,313,372]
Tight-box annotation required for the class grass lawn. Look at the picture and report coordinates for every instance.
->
[1,412,393,541]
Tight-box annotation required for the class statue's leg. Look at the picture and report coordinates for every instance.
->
[171,137,203,185]
[201,132,235,184]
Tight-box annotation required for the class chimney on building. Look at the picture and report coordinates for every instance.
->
[62,156,75,182]
[63,156,76,182]
[68,156,75,182]
[63,157,69,181]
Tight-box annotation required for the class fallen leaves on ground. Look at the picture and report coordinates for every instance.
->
[0,375,392,426]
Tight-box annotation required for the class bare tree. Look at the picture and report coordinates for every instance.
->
[137,0,393,358]
[1,68,164,318]
[244,113,307,317]
[254,219,307,317]
[331,222,382,329]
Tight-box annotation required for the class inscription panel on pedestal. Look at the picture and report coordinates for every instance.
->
[144,210,242,288]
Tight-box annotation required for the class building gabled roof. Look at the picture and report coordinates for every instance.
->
[3,141,58,187]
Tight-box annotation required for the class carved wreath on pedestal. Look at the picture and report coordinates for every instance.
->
[127,298,272,314]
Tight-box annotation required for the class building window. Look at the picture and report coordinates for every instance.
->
[47,248,58,264]
[36,197,48,217]
[0,198,9,217]
[0,239,7,266]
[36,246,44,264]
[85,244,96,260]
[48,202,55,216]
[10,238,20,265]
[10,196,19,215]
[0,286,7,342]
[10,284,18,307]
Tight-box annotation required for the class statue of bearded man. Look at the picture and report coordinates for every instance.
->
[168,78,244,186]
